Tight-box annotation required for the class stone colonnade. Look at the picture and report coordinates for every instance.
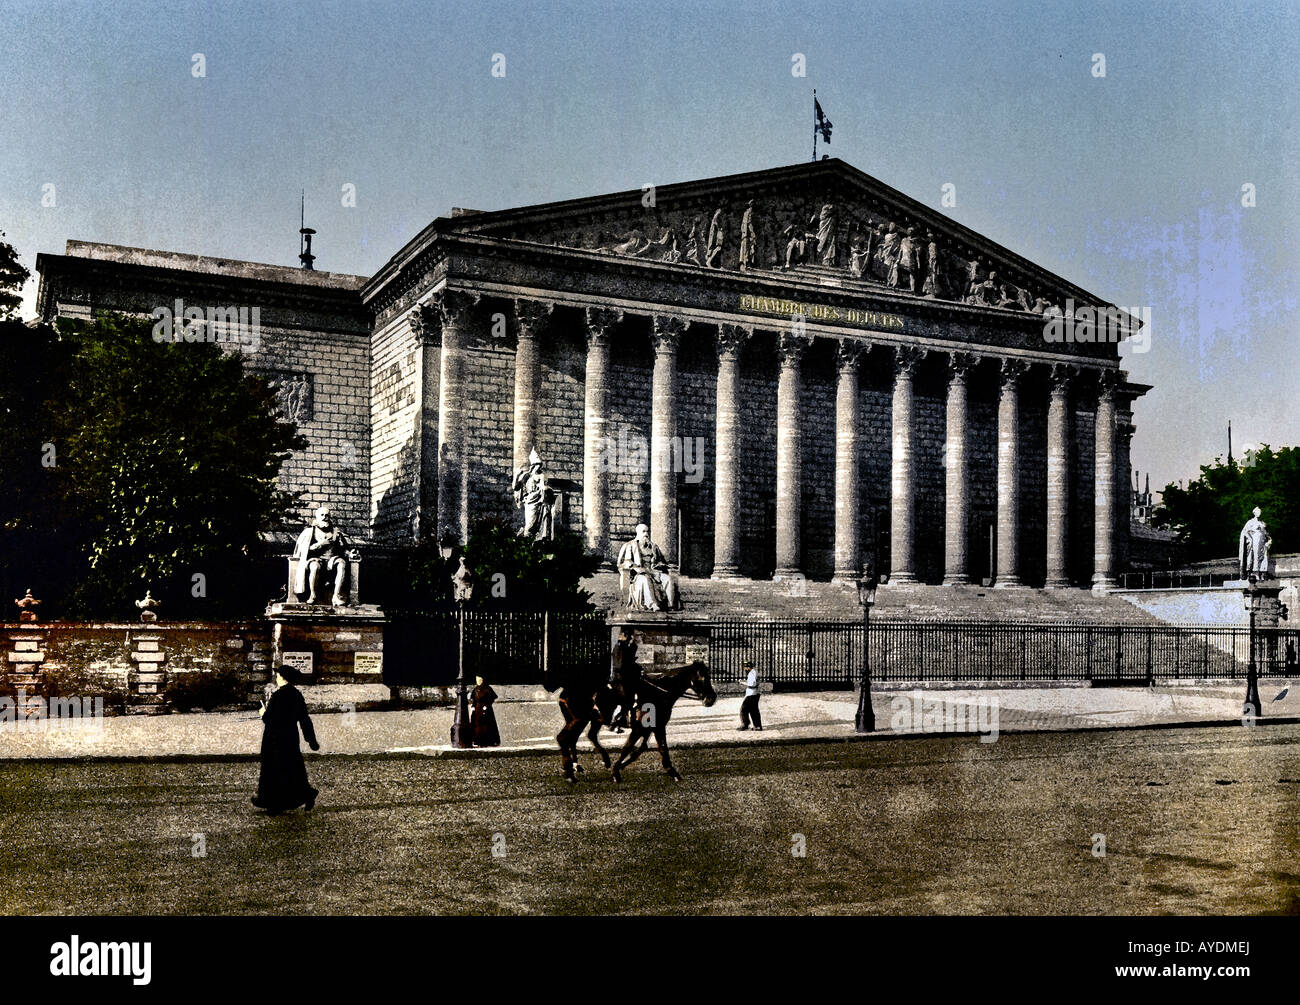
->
[426,290,1134,589]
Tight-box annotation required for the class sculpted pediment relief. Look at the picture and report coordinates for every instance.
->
[447,160,1110,321]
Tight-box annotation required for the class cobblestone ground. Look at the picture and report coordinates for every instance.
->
[1,724,1298,915]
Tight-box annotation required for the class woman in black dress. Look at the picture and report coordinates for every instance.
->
[470,675,500,747]
[252,665,320,814]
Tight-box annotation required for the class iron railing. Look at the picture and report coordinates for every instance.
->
[708,617,1300,688]
[384,610,608,687]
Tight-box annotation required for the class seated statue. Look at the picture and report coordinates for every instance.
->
[292,505,359,606]
[617,523,675,612]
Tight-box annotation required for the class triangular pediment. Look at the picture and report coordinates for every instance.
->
[443,158,1114,317]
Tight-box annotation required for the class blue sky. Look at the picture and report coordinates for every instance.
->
[2,0,1296,495]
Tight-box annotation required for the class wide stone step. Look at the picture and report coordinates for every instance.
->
[584,573,1165,624]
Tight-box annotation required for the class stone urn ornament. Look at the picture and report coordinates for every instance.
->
[135,590,161,623]
[14,588,41,624]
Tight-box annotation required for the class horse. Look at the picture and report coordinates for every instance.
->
[610,660,716,783]
[555,662,641,784]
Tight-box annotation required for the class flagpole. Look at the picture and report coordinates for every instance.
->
[812,89,817,162]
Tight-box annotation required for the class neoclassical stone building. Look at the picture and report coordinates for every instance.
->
[36,158,1148,589]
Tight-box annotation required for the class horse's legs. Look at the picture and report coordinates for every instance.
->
[610,724,648,782]
[654,723,681,781]
[556,701,584,782]
[586,719,610,769]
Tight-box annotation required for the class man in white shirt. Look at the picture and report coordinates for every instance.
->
[738,660,762,731]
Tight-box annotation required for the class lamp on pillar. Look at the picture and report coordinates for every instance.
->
[854,570,879,733]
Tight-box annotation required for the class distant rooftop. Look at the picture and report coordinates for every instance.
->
[62,241,369,290]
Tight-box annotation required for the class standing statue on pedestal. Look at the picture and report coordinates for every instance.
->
[1239,506,1273,580]
[292,505,357,607]
[513,447,556,540]
[617,523,676,611]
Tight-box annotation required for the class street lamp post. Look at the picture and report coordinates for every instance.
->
[855,572,879,733]
[449,554,475,749]
[1244,595,1262,722]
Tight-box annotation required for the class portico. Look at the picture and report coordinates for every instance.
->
[364,159,1147,590]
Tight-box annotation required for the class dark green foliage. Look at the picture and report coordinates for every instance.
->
[0,234,29,320]
[0,313,305,619]
[1154,446,1300,561]
[400,519,600,613]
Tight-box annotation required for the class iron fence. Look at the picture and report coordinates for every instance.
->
[384,610,608,687]
[709,617,1300,688]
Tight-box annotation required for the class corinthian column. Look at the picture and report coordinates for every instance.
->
[583,307,622,563]
[833,338,867,582]
[511,299,552,472]
[651,315,688,567]
[889,346,925,584]
[943,353,978,585]
[431,289,480,546]
[712,323,750,579]
[774,331,811,580]
[1092,370,1120,591]
[995,358,1028,588]
[1045,363,1076,589]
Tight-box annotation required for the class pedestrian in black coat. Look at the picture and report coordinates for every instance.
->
[252,665,319,815]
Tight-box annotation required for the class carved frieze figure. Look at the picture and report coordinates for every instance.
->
[922,232,944,298]
[848,231,870,278]
[997,282,1021,310]
[877,223,901,279]
[1015,285,1034,312]
[782,218,807,268]
[1239,507,1273,579]
[816,203,838,266]
[965,258,986,300]
[512,447,556,539]
[890,226,921,292]
[684,219,702,266]
[969,269,1001,307]
[617,523,673,611]
[706,205,727,268]
[739,199,758,271]
[1031,293,1054,314]
[292,504,358,607]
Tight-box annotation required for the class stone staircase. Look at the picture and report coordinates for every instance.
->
[584,573,1165,625]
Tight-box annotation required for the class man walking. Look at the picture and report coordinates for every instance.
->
[738,659,762,731]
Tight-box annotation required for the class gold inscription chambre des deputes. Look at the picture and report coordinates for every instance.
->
[737,294,906,330]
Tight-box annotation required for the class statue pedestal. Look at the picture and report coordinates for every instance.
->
[265,603,387,685]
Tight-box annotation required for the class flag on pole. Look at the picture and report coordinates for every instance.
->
[814,97,833,143]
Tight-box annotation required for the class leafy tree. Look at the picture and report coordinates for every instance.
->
[1154,446,1300,561]
[399,519,600,613]
[0,312,306,618]
[0,233,30,320]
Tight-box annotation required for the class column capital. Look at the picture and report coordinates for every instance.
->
[584,306,624,346]
[777,331,812,366]
[997,357,1029,392]
[946,351,980,381]
[409,304,433,341]
[716,323,752,358]
[1094,367,1123,401]
[513,298,554,340]
[1048,361,1079,394]
[892,344,926,379]
[428,289,480,328]
[836,337,869,373]
[651,314,688,354]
